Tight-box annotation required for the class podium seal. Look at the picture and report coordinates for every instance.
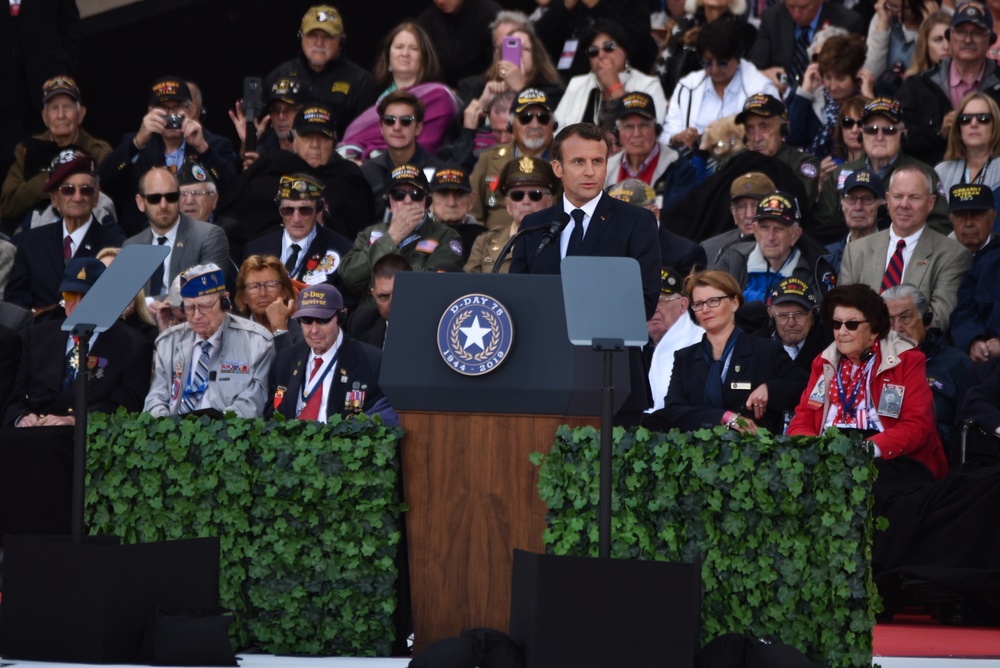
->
[437,293,514,376]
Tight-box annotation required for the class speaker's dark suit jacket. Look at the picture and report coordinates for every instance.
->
[748,2,866,75]
[509,193,661,319]
[243,225,352,286]
[642,332,807,434]
[3,318,154,425]
[6,217,124,310]
[269,335,384,422]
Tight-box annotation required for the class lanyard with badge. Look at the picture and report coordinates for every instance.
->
[297,351,339,417]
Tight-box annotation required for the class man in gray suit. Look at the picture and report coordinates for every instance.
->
[123,166,229,299]
[840,165,972,331]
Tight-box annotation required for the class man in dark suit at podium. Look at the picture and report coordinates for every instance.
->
[509,122,661,319]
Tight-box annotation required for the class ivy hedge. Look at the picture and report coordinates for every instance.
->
[531,425,881,668]
[84,410,405,656]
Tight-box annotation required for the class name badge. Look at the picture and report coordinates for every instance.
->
[731,382,751,390]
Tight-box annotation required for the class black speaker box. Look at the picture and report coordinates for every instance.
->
[0,535,220,663]
[509,549,701,668]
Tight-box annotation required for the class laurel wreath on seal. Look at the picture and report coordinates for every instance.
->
[448,310,502,363]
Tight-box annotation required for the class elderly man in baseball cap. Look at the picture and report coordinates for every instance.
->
[701,172,776,268]
[144,263,274,418]
[270,283,390,423]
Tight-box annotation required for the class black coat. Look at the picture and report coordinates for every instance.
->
[509,192,662,320]
[269,335,384,422]
[659,224,707,277]
[748,2,865,78]
[642,332,808,434]
[243,225,353,286]
[3,318,153,425]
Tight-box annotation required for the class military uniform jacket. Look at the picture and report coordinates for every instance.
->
[144,314,274,418]
[469,142,553,231]
[339,216,464,293]
[465,222,515,274]
[269,336,384,421]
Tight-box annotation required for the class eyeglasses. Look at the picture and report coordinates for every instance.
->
[841,117,862,129]
[142,191,181,204]
[183,297,221,316]
[959,112,994,125]
[843,193,877,205]
[381,114,416,127]
[618,121,655,133]
[298,315,335,325]
[701,57,734,69]
[586,41,617,57]
[658,295,684,304]
[388,189,426,202]
[278,205,317,217]
[862,125,899,136]
[516,111,551,125]
[57,184,96,197]
[180,189,213,199]
[507,189,549,202]
[952,28,989,41]
[691,295,732,312]
[830,319,868,331]
[244,280,281,294]
[773,311,807,323]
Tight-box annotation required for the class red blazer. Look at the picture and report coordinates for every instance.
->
[787,337,948,480]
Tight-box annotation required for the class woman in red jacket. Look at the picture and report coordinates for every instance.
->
[788,284,948,511]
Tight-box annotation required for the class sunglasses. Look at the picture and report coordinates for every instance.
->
[517,111,551,125]
[830,319,868,331]
[388,189,427,202]
[278,205,317,217]
[507,189,549,202]
[381,114,416,127]
[58,184,96,197]
[586,41,617,57]
[862,125,899,136]
[298,315,334,325]
[841,117,862,129]
[141,191,181,204]
[959,112,994,125]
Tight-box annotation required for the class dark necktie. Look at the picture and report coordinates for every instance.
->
[566,209,585,256]
[881,239,906,293]
[285,243,302,274]
[149,236,168,296]
[63,235,73,262]
[297,357,325,421]
[179,341,212,414]
[789,27,811,87]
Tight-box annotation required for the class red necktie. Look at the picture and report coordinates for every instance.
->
[63,235,73,260]
[296,357,324,421]
[880,239,906,293]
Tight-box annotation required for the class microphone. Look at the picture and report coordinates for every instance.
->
[533,211,571,258]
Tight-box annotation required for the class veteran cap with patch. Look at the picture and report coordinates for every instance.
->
[498,156,557,194]
[608,178,656,207]
[951,1,993,31]
[842,169,885,199]
[301,5,344,36]
[614,92,657,122]
[269,77,304,106]
[389,164,430,192]
[180,264,226,299]
[754,192,802,226]
[861,97,902,124]
[659,266,682,296]
[949,183,995,212]
[149,76,192,106]
[511,88,553,114]
[729,172,775,201]
[770,277,816,310]
[44,149,97,192]
[293,283,344,319]
[430,166,472,193]
[294,103,336,138]
[178,161,215,187]
[735,94,787,124]
[59,258,105,295]
[42,75,81,104]
[277,173,324,201]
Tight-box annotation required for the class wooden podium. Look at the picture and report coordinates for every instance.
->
[382,273,630,653]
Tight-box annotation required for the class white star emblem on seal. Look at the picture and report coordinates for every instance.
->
[460,316,491,350]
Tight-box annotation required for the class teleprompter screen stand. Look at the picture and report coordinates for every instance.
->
[0,245,222,664]
[507,257,701,668]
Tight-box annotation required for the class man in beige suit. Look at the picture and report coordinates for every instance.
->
[840,165,971,331]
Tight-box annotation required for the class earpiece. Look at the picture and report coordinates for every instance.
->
[220,295,232,311]
[922,308,933,327]
[780,123,789,138]
[200,106,208,124]
[336,308,347,326]
[860,347,874,363]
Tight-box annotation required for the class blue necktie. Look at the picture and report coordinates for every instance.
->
[180,341,212,414]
